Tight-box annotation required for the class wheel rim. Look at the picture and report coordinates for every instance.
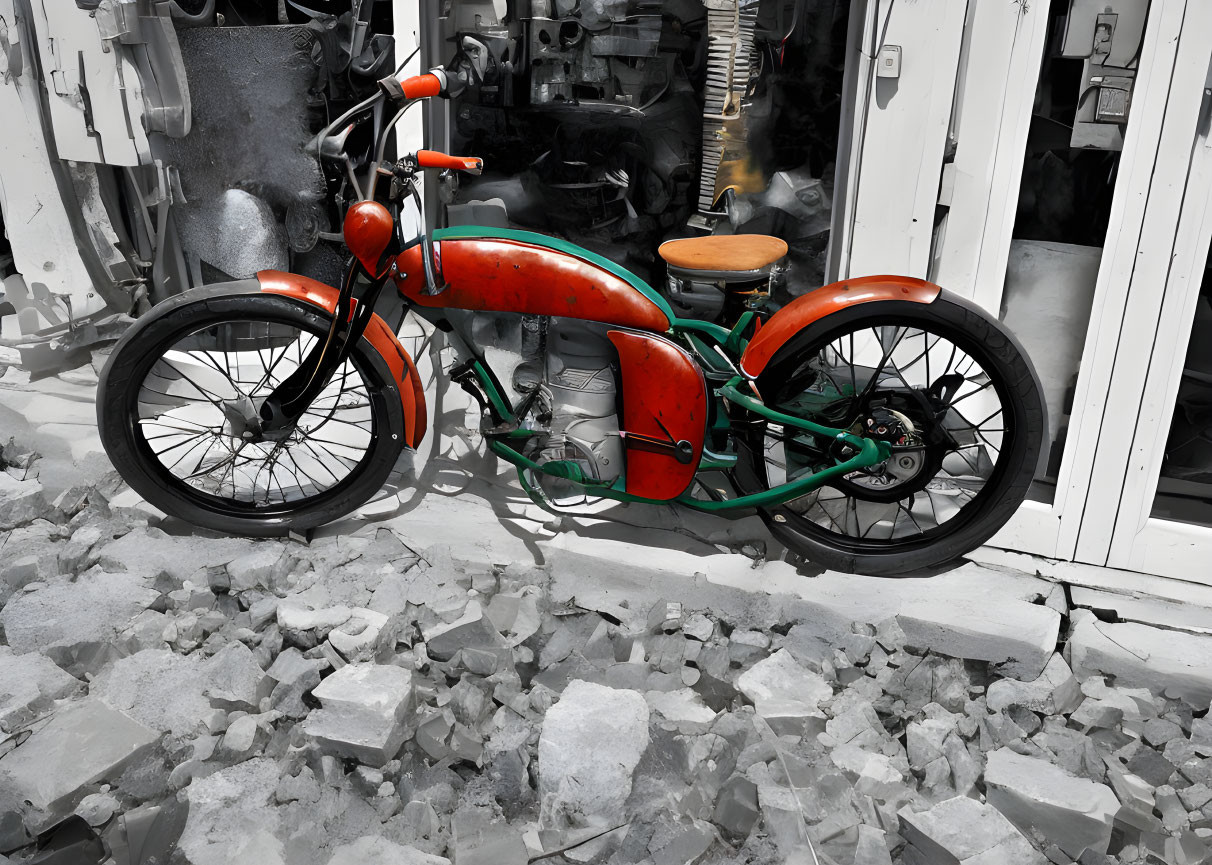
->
[129,315,380,514]
[757,320,1013,546]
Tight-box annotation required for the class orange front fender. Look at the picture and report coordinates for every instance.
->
[257,270,427,448]
[739,275,942,378]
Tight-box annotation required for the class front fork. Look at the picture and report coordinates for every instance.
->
[257,262,396,438]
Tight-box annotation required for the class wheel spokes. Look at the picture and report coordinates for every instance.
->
[764,324,1010,542]
[135,320,376,507]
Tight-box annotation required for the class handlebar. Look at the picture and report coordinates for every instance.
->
[377,67,470,104]
[377,71,445,102]
[415,150,483,175]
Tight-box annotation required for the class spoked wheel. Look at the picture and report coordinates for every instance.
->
[732,295,1045,575]
[98,287,405,536]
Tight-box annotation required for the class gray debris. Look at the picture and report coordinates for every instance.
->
[204,642,272,712]
[302,663,415,766]
[736,649,832,733]
[0,647,81,730]
[91,648,212,736]
[4,430,1212,865]
[0,700,158,817]
[899,795,1047,865]
[986,652,1082,715]
[265,648,325,718]
[74,790,119,827]
[0,570,158,657]
[713,775,760,837]
[985,747,1119,857]
[326,836,450,864]
[538,680,649,828]
[453,821,528,865]
[0,474,49,530]
[422,601,507,661]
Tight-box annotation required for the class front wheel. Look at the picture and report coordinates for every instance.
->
[731,293,1045,576]
[98,287,406,537]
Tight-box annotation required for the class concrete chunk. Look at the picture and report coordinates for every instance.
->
[986,653,1082,715]
[95,527,252,581]
[0,700,159,815]
[736,649,832,717]
[1067,610,1212,707]
[453,822,528,865]
[713,776,759,837]
[0,474,49,530]
[302,663,415,766]
[276,602,352,632]
[0,570,158,655]
[179,759,283,865]
[91,648,211,736]
[0,647,81,730]
[422,601,506,661]
[328,607,389,659]
[224,543,285,591]
[899,795,1047,865]
[538,680,649,828]
[265,648,324,718]
[985,747,1119,857]
[203,642,271,711]
[645,688,718,734]
[327,836,450,864]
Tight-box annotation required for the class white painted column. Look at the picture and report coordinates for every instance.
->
[929,0,1050,312]
[841,0,968,281]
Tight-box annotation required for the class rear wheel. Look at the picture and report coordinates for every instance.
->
[98,288,405,536]
[732,294,1045,575]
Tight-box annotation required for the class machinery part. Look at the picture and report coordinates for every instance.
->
[698,0,760,214]
[532,319,624,493]
[97,286,408,537]
[731,293,1045,575]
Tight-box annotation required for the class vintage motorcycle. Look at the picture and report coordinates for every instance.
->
[96,67,1045,576]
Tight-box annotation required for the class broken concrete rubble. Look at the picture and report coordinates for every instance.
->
[538,679,649,829]
[986,652,1083,716]
[899,795,1047,865]
[0,569,158,660]
[302,663,415,767]
[985,746,1120,857]
[0,646,80,730]
[0,700,158,821]
[1067,609,1212,707]
[4,429,1212,865]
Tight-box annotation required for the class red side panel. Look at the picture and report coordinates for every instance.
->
[258,270,427,448]
[740,275,941,378]
[608,329,707,501]
[392,240,670,332]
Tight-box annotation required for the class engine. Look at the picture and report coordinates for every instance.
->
[522,319,624,496]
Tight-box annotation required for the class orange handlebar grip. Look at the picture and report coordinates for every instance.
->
[378,72,444,102]
[416,150,484,174]
[400,73,443,99]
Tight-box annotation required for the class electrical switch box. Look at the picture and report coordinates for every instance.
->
[876,45,902,79]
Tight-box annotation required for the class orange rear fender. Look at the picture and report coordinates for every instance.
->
[257,270,427,448]
[740,275,941,378]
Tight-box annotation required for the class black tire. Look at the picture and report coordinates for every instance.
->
[97,285,406,537]
[732,292,1045,576]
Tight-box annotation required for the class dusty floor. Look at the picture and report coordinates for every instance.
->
[1,346,1212,865]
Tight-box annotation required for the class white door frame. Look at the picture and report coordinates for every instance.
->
[991,0,1198,560]
[1103,40,1212,580]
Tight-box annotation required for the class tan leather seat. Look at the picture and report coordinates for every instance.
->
[659,235,788,272]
